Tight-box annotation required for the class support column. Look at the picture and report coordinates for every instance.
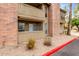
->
[42,4,45,32]
[48,3,61,37]
[0,4,18,47]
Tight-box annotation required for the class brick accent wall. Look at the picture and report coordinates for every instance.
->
[0,4,18,47]
[48,4,61,37]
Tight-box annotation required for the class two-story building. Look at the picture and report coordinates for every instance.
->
[60,9,66,34]
[18,3,49,44]
[0,3,64,47]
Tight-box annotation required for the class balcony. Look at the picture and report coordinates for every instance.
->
[18,4,46,22]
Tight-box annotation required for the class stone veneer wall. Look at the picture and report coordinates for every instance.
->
[0,4,18,47]
[48,4,61,36]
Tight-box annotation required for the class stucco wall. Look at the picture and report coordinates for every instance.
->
[18,31,45,44]
[18,4,46,21]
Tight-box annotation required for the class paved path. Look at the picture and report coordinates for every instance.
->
[71,30,79,36]
[53,39,79,56]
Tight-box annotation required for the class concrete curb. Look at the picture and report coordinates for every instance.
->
[41,37,78,56]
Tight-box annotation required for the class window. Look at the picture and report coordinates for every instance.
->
[45,23,48,34]
[29,24,34,32]
[18,22,25,32]
[29,23,43,32]
[33,23,42,31]
[18,21,43,32]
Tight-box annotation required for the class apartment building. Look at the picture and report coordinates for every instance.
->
[0,3,65,47]
[18,3,49,43]
[60,9,66,34]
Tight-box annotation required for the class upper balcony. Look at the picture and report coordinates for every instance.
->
[18,3,46,22]
[60,9,66,24]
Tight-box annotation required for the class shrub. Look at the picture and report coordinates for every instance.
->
[43,36,52,46]
[27,38,36,49]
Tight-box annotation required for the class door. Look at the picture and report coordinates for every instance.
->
[29,24,33,32]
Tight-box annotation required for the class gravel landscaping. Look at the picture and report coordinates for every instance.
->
[0,35,77,56]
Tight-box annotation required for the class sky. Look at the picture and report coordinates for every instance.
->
[60,3,76,16]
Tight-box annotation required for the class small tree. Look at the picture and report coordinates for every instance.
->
[71,18,79,31]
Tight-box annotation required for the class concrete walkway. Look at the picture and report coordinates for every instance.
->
[71,30,79,36]
[0,35,77,56]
